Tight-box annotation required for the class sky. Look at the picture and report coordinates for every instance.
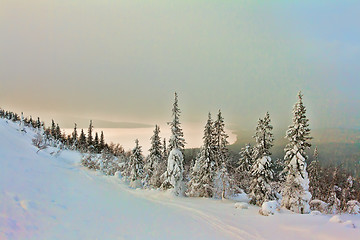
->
[1,0,359,136]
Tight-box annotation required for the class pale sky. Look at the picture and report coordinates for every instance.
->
[1,0,359,133]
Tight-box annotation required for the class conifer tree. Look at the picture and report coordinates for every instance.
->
[145,125,164,188]
[252,112,274,159]
[87,120,93,149]
[78,129,87,151]
[127,139,144,188]
[213,110,233,199]
[29,116,35,128]
[51,119,56,138]
[308,146,322,200]
[94,132,99,153]
[19,112,25,132]
[281,92,312,214]
[249,112,277,206]
[162,138,168,160]
[36,117,41,129]
[236,144,253,192]
[72,123,78,148]
[99,131,105,151]
[188,113,217,197]
[55,124,61,141]
[213,110,229,168]
[161,93,186,195]
[168,92,186,152]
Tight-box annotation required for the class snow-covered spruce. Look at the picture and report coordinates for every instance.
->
[308,147,322,200]
[213,110,234,199]
[249,112,277,206]
[236,144,253,193]
[161,92,186,195]
[127,139,145,188]
[187,113,217,198]
[161,148,185,196]
[281,92,312,214]
[144,125,165,188]
[168,92,186,152]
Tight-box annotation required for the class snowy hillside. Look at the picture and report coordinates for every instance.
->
[1,118,359,240]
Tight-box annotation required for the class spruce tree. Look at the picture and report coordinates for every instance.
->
[36,117,41,129]
[168,92,186,152]
[308,146,322,200]
[252,112,274,160]
[249,112,277,206]
[87,120,93,149]
[145,125,164,188]
[19,112,25,132]
[94,132,99,153]
[127,139,144,188]
[78,129,87,151]
[55,124,61,141]
[99,131,105,151]
[213,110,229,168]
[72,123,78,148]
[188,113,217,197]
[161,93,186,195]
[213,110,233,199]
[51,119,56,138]
[281,92,312,214]
[162,138,168,160]
[236,144,253,193]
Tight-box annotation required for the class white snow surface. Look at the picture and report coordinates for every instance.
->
[1,118,360,239]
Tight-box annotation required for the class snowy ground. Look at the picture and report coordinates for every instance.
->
[1,119,359,240]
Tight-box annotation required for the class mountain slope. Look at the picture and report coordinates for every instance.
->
[0,119,359,240]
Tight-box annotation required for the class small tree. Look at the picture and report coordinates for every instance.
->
[188,113,217,198]
[236,144,253,193]
[249,112,276,206]
[87,120,93,149]
[213,110,234,199]
[127,139,144,188]
[144,125,164,188]
[72,123,78,149]
[94,132,99,153]
[308,147,322,200]
[78,129,87,151]
[99,131,105,152]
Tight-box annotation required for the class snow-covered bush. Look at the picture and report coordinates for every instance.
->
[309,199,329,213]
[32,132,48,152]
[81,154,98,170]
[97,151,121,176]
[259,201,280,216]
[346,200,360,214]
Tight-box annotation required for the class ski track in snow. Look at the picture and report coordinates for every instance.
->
[110,179,261,240]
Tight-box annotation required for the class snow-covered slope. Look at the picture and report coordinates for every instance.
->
[1,119,359,240]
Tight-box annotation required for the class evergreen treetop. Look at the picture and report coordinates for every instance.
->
[168,92,186,151]
[284,91,312,164]
[253,112,274,160]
